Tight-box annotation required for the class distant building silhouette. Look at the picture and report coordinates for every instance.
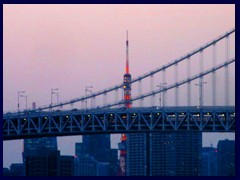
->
[3,168,11,176]
[74,154,110,176]
[82,135,111,162]
[75,135,118,176]
[25,149,74,176]
[97,162,110,176]
[23,137,75,176]
[217,139,235,176]
[10,163,25,176]
[58,155,75,176]
[75,142,88,156]
[23,137,58,160]
[201,147,218,176]
[74,154,98,176]
[126,132,202,176]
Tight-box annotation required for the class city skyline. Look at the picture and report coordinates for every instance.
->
[3,4,235,169]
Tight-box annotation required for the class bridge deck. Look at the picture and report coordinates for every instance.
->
[3,106,235,140]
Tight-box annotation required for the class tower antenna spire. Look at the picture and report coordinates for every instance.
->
[118,30,132,176]
[126,30,129,74]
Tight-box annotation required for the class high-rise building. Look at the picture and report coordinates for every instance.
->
[126,133,146,176]
[22,104,59,174]
[23,137,57,162]
[97,162,110,176]
[201,147,218,176]
[59,155,75,176]
[108,148,119,176]
[217,139,235,176]
[22,137,71,176]
[82,135,111,162]
[25,149,59,176]
[75,135,118,176]
[75,142,88,156]
[75,154,98,176]
[23,137,57,157]
[126,132,202,176]
[74,154,111,176]
[10,163,25,176]
[3,168,11,176]
[25,149,75,176]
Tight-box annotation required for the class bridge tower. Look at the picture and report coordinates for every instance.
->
[117,31,131,176]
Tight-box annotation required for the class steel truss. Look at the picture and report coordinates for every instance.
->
[3,106,235,140]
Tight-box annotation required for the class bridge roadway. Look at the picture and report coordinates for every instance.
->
[3,106,235,140]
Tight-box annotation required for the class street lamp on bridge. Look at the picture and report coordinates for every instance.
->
[195,82,207,108]
[18,90,25,112]
[51,88,59,110]
[156,83,167,108]
[85,86,93,109]
[20,94,28,110]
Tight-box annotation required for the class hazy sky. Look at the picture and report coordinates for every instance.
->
[3,4,235,168]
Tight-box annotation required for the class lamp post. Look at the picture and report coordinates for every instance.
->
[18,91,25,112]
[156,83,167,108]
[89,89,93,108]
[20,95,28,110]
[51,88,59,110]
[85,86,93,109]
[195,82,207,108]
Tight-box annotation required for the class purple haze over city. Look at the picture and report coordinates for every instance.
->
[3,4,235,168]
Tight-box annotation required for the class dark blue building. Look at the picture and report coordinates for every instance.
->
[82,135,111,162]
[3,168,11,176]
[25,149,74,176]
[23,137,74,176]
[23,137,58,160]
[201,147,218,176]
[126,132,202,176]
[10,163,25,176]
[74,154,111,176]
[217,139,235,176]
[75,135,118,176]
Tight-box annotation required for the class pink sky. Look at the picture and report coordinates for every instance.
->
[3,4,235,168]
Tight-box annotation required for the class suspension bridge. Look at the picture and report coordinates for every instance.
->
[3,29,235,140]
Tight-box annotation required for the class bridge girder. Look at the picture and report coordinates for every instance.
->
[3,106,235,140]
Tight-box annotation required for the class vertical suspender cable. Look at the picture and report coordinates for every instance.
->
[138,80,143,107]
[162,69,167,107]
[199,51,204,107]
[103,92,107,107]
[150,75,155,106]
[212,44,216,106]
[187,57,191,107]
[175,63,179,106]
[225,36,229,106]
